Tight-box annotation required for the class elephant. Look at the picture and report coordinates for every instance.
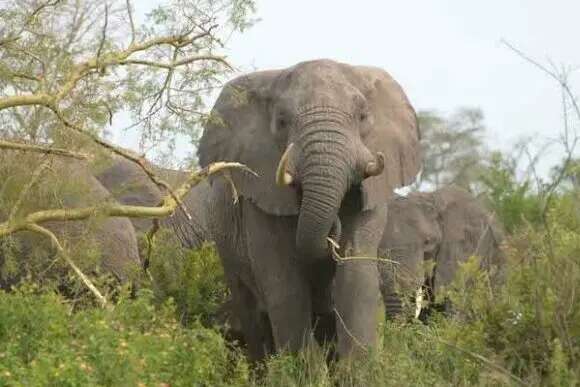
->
[197,59,421,360]
[94,154,212,251]
[0,152,141,289]
[378,186,505,320]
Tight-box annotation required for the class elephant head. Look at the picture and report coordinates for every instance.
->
[379,193,441,315]
[379,186,505,318]
[199,59,420,260]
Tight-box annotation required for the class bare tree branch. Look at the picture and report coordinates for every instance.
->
[0,161,254,238]
[95,3,109,71]
[501,39,580,213]
[0,139,88,160]
[125,0,137,46]
[28,0,64,21]
[25,223,109,308]
[9,158,52,221]
[47,105,195,221]
[501,39,580,122]
[118,55,232,70]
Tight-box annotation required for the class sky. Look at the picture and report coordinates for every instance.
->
[130,0,580,177]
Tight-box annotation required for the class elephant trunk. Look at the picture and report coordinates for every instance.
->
[295,131,350,261]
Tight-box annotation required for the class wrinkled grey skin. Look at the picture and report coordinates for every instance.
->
[378,186,505,319]
[0,153,141,288]
[198,59,421,360]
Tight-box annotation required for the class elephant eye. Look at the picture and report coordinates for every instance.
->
[358,111,367,122]
[276,111,290,130]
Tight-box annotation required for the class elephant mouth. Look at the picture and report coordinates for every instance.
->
[329,216,342,244]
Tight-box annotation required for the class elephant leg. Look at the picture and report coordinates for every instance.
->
[308,260,337,346]
[334,203,387,357]
[243,201,313,354]
[227,274,273,361]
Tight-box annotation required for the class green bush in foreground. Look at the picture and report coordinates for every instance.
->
[0,286,248,387]
[147,230,229,328]
[1,189,579,386]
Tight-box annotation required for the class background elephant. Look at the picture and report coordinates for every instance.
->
[378,186,505,319]
[0,152,141,289]
[94,155,212,250]
[197,59,421,360]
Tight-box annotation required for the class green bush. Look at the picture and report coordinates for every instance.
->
[478,152,544,233]
[146,230,228,328]
[0,285,249,387]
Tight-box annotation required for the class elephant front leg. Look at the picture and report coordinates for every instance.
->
[243,201,314,355]
[333,205,387,357]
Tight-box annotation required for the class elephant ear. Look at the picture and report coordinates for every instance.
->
[198,70,300,216]
[432,187,493,294]
[347,65,421,210]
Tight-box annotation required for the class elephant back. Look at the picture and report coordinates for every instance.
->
[0,151,141,287]
[433,186,506,293]
[94,155,164,234]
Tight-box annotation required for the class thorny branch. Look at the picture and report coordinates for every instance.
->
[501,40,580,217]
[0,162,253,238]
[25,223,109,308]
[0,139,88,160]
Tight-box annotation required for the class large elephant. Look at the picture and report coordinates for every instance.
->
[197,59,421,360]
[378,186,505,319]
[0,152,141,288]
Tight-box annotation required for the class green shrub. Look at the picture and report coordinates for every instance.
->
[478,152,544,233]
[0,285,249,387]
[146,230,228,327]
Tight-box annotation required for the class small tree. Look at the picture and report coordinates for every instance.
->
[0,0,256,159]
[416,107,487,192]
[0,0,256,305]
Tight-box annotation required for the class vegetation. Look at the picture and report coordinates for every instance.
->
[1,175,579,386]
[0,286,249,386]
[1,1,580,386]
[414,107,487,192]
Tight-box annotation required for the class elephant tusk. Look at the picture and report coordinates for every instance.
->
[414,287,424,319]
[364,152,385,178]
[276,143,294,186]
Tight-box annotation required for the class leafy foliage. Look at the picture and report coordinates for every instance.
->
[0,0,256,164]
[0,285,249,386]
[416,107,487,191]
[478,152,544,233]
[147,229,228,327]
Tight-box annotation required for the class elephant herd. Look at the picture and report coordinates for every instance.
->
[0,59,505,361]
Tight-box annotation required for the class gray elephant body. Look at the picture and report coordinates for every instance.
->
[0,153,141,287]
[198,59,421,360]
[95,155,212,250]
[378,186,505,318]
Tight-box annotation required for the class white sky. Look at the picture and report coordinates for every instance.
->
[129,0,580,176]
